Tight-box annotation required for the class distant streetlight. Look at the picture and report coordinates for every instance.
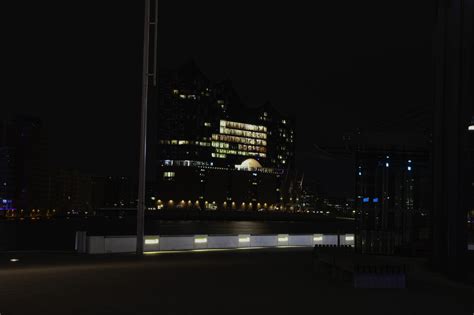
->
[469,116,474,131]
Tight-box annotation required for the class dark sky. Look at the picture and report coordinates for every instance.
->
[5,1,436,197]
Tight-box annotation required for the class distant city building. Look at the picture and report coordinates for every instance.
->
[317,131,432,255]
[0,116,48,213]
[0,147,15,212]
[91,176,137,209]
[53,170,93,213]
[355,148,431,255]
[149,61,296,211]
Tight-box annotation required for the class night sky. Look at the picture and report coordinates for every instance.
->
[6,1,436,197]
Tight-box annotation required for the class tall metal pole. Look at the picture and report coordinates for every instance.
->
[432,0,473,277]
[137,0,151,255]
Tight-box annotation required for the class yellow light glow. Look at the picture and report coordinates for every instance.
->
[194,237,208,244]
[313,235,323,242]
[144,247,269,255]
[345,235,355,241]
[278,235,289,242]
[469,125,474,131]
[145,239,159,245]
[239,237,250,243]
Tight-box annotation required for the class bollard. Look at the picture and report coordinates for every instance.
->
[75,231,87,253]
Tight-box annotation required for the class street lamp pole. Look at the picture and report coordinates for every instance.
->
[137,0,157,255]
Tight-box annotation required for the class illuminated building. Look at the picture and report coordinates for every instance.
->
[148,61,295,210]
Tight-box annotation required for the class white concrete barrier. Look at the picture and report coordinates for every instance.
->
[251,235,278,247]
[289,235,313,246]
[194,235,208,249]
[144,236,160,251]
[208,236,239,249]
[237,234,251,247]
[105,236,136,254]
[340,234,355,246]
[160,236,194,251]
[87,236,105,254]
[83,233,352,254]
[322,234,338,246]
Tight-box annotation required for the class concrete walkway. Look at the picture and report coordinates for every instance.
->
[0,248,473,315]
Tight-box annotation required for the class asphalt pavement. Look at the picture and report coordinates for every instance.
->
[0,248,473,315]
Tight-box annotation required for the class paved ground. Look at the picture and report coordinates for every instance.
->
[0,248,473,315]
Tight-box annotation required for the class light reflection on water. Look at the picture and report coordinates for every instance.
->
[149,220,353,235]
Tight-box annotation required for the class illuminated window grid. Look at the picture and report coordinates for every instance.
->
[211,134,267,147]
[215,148,266,158]
[212,153,227,159]
[212,141,266,153]
[220,120,267,133]
[211,141,230,149]
[220,127,267,140]
[237,144,266,153]
[160,140,211,147]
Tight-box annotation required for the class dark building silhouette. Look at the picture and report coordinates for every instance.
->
[355,148,431,255]
[0,116,48,213]
[148,62,296,211]
[91,176,137,209]
[316,131,432,254]
[52,170,93,213]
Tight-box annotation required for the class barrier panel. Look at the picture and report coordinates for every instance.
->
[160,236,194,251]
[208,235,239,249]
[105,236,136,254]
[82,233,352,254]
[251,235,278,247]
[288,235,312,246]
[87,236,105,254]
